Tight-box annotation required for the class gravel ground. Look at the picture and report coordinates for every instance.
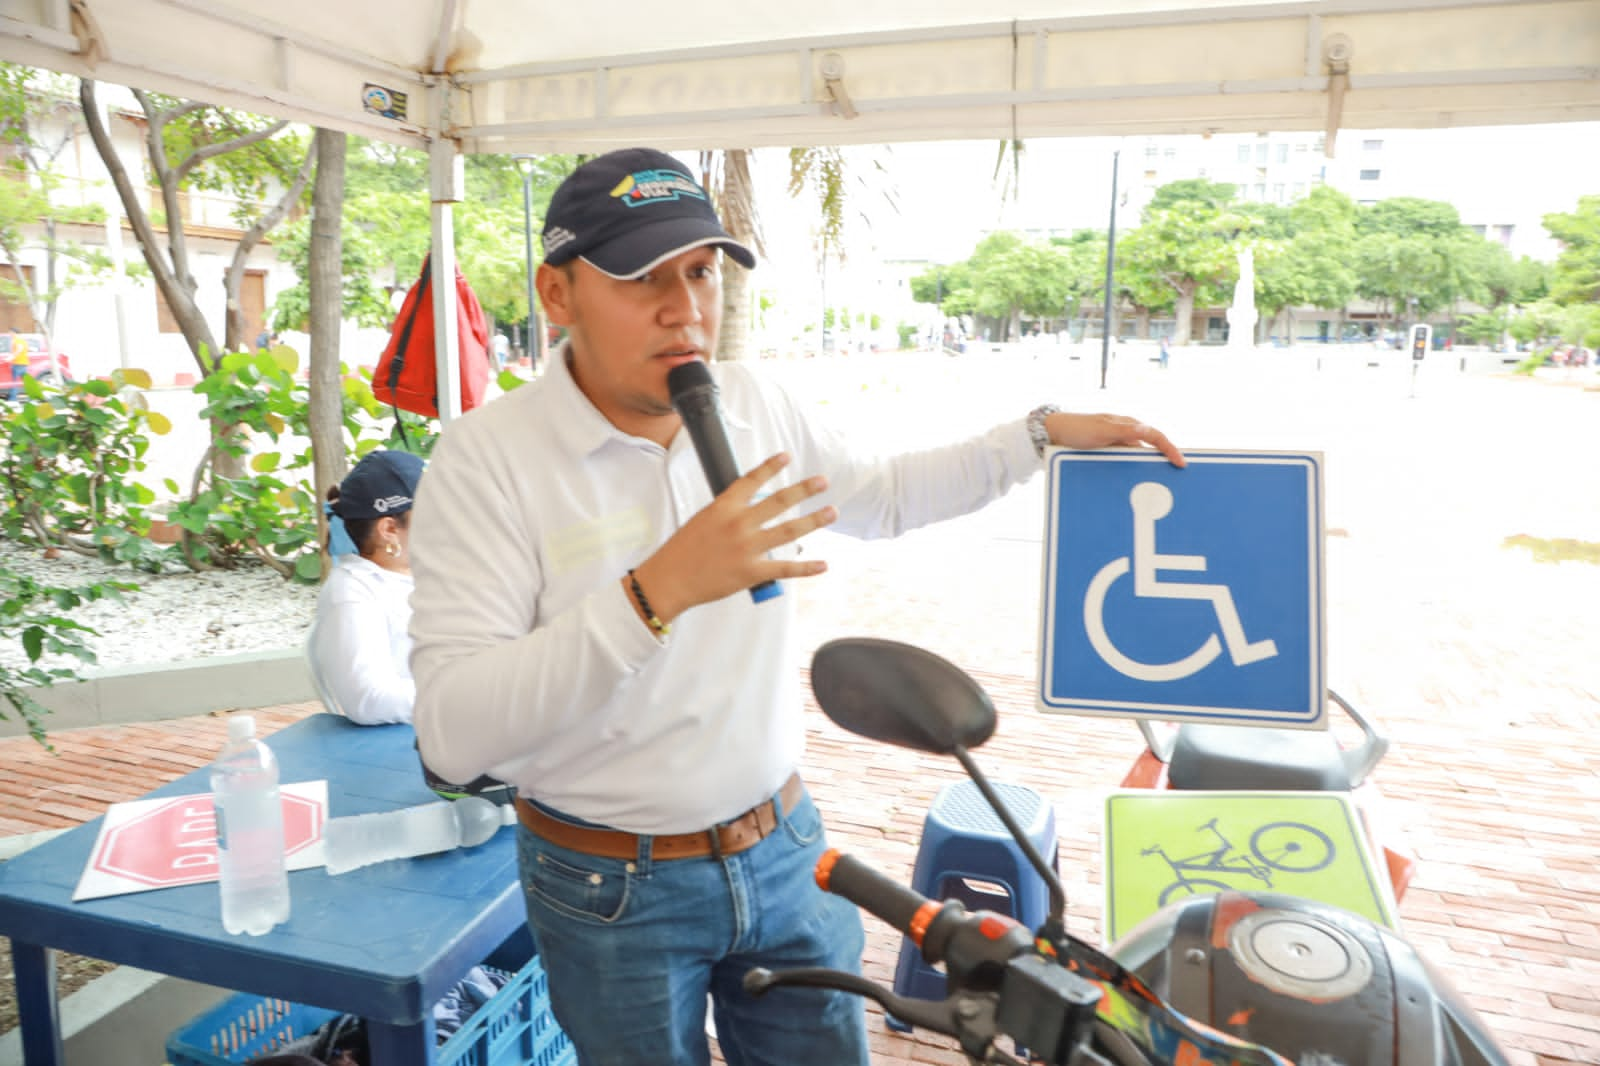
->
[0,539,317,673]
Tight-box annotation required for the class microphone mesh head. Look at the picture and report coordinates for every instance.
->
[667,360,714,401]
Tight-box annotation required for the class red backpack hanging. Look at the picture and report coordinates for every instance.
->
[373,253,492,418]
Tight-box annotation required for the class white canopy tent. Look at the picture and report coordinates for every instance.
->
[2,0,1596,414]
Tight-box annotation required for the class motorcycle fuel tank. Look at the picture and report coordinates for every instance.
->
[1110,892,1508,1066]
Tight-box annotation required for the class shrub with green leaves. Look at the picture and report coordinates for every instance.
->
[0,368,172,571]
[175,345,416,582]
[0,563,134,746]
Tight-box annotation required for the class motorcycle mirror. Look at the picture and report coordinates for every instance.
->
[811,638,996,754]
[812,636,1068,929]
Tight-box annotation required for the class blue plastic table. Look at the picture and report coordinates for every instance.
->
[0,714,526,1066]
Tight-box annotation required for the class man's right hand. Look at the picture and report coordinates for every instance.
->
[625,452,837,627]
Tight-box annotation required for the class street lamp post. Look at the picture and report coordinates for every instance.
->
[1099,148,1121,390]
[512,154,540,372]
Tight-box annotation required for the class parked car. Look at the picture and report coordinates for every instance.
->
[1,333,71,392]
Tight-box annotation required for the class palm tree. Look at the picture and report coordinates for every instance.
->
[704,145,882,361]
[700,149,764,362]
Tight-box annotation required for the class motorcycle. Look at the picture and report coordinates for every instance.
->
[1121,691,1417,902]
[745,637,1508,1066]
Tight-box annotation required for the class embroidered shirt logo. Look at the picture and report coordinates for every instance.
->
[608,169,706,208]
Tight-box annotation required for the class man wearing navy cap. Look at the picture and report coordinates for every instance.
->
[408,147,1184,1065]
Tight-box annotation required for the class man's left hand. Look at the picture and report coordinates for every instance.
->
[1046,412,1186,467]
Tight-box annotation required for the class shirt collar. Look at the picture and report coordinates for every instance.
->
[543,342,752,458]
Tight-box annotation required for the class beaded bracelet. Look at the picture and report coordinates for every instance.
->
[626,568,670,639]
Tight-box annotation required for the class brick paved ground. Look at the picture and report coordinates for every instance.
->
[2,349,1596,1063]
[0,704,316,837]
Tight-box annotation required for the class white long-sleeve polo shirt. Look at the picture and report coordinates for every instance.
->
[311,554,416,725]
[408,353,1042,834]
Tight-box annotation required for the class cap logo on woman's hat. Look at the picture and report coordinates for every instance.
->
[332,450,426,521]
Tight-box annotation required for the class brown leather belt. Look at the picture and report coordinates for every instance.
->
[515,772,805,861]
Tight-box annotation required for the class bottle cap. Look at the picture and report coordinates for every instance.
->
[226,714,256,742]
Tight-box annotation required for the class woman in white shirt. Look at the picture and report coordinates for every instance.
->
[311,450,424,725]
[311,450,505,800]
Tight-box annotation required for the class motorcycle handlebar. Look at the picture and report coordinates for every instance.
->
[816,849,945,952]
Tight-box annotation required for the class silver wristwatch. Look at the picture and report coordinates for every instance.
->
[1027,404,1061,458]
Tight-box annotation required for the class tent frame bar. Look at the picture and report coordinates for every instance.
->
[457,0,1561,82]
[452,65,1596,143]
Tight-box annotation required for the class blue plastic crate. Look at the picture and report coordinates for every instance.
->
[165,952,575,1066]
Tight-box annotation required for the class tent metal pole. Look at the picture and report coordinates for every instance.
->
[429,124,464,423]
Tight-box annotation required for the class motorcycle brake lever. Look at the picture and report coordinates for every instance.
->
[744,966,961,1037]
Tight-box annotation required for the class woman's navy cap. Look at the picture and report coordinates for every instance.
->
[540,148,756,280]
[332,450,424,520]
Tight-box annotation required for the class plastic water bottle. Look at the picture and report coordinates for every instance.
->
[323,796,516,876]
[211,714,290,935]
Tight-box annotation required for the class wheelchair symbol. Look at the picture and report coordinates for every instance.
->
[1084,481,1277,682]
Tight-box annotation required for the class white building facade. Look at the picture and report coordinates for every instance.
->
[3,84,388,387]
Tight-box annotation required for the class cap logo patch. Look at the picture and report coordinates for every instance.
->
[609,169,706,207]
[372,494,412,513]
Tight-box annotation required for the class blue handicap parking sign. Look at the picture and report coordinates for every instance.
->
[1038,449,1326,728]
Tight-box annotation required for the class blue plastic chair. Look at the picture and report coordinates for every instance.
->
[888,779,1057,1031]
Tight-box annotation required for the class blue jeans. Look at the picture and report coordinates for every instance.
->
[515,787,869,1066]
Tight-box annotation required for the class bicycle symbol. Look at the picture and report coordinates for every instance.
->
[1141,818,1335,908]
[1084,481,1278,682]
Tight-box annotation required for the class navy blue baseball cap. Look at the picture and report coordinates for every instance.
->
[540,148,756,279]
[331,450,424,520]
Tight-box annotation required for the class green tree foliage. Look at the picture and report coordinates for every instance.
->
[1117,179,1252,345]
[1350,196,1506,323]
[909,261,975,319]
[1355,197,1465,239]
[1510,256,1552,305]
[0,64,114,343]
[1148,178,1238,214]
[789,146,848,263]
[1460,240,1518,310]
[909,233,1094,341]
[968,232,1071,340]
[1351,232,1441,319]
[1049,230,1110,318]
[268,215,394,331]
[291,142,576,333]
[1542,195,1600,305]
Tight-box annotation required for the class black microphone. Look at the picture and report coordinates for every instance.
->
[666,360,782,604]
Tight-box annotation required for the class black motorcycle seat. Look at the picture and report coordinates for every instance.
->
[1167,724,1353,791]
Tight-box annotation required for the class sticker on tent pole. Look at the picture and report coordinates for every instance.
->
[363,84,409,121]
